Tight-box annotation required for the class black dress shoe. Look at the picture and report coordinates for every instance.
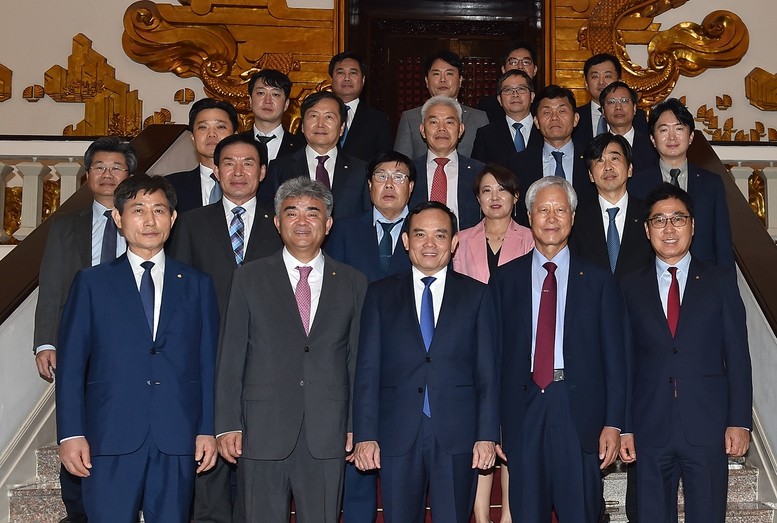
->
[59,516,87,523]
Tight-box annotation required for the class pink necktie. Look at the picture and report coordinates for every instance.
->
[295,266,313,335]
[533,262,557,389]
[430,158,449,204]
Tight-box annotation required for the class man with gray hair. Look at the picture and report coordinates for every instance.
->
[215,176,367,522]
[492,176,627,522]
[408,95,484,230]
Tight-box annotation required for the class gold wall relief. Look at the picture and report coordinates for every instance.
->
[122,0,344,131]
[549,0,749,111]
[0,63,11,102]
[746,68,777,111]
[695,96,776,142]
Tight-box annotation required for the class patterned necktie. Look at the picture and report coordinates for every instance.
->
[534,262,557,389]
[420,276,436,417]
[667,267,680,337]
[597,109,608,136]
[100,209,117,264]
[551,151,565,179]
[315,155,331,190]
[340,105,350,147]
[229,206,246,266]
[669,168,681,187]
[139,261,155,336]
[209,173,222,204]
[295,266,313,335]
[255,134,276,146]
[512,122,526,152]
[378,221,399,274]
[430,158,449,204]
[606,207,620,273]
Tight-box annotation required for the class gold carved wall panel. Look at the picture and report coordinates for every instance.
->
[0,63,11,102]
[122,0,345,132]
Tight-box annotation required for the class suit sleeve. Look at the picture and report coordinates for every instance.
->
[167,216,194,265]
[324,222,347,263]
[34,217,69,350]
[471,127,487,163]
[600,274,628,431]
[393,110,415,158]
[352,285,381,443]
[198,273,220,435]
[474,285,500,442]
[721,272,753,429]
[346,272,368,432]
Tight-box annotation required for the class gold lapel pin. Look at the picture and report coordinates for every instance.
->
[177,274,182,278]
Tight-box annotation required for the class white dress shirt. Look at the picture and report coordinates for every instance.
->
[199,164,217,207]
[282,247,326,326]
[411,266,447,326]
[222,196,258,254]
[507,113,533,146]
[305,145,338,187]
[597,192,629,244]
[253,123,285,162]
[590,101,605,137]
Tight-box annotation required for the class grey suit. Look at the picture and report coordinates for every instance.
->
[394,104,489,159]
[216,250,367,521]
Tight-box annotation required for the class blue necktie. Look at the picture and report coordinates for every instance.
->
[606,207,620,273]
[229,206,246,265]
[139,261,155,336]
[209,173,222,204]
[597,110,608,136]
[100,210,117,264]
[551,150,565,179]
[378,221,399,275]
[512,122,525,152]
[340,105,350,147]
[420,276,435,417]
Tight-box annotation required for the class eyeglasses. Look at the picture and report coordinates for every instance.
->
[506,57,534,67]
[647,214,690,229]
[604,97,633,106]
[373,171,409,184]
[500,86,531,96]
[89,165,128,175]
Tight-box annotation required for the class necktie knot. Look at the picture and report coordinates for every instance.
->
[668,266,678,277]
[255,134,276,145]
[141,261,154,271]
[232,206,246,217]
[513,122,523,132]
[606,207,619,221]
[543,261,557,275]
[297,265,313,280]
[421,275,436,289]
[669,168,681,186]
[430,159,449,204]
[317,155,329,165]
[379,221,398,234]
[551,151,564,163]
[103,209,112,219]
[512,122,526,152]
[433,157,449,168]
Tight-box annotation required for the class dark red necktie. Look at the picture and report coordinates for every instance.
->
[430,158,449,204]
[667,267,680,337]
[534,262,557,389]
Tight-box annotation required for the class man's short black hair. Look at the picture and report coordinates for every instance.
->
[213,134,268,168]
[584,132,633,170]
[644,182,695,221]
[404,200,458,236]
[501,40,537,66]
[247,69,292,99]
[187,98,239,133]
[647,97,695,136]
[300,91,347,127]
[598,81,638,107]
[424,51,463,77]
[583,53,623,78]
[367,151,417,183]
[114,174,177,214]
[84,137,137,174]
[329,52,367,78]
[497,69,535,93]
[532,84,577,114]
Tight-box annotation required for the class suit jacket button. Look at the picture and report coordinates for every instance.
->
[426,356,431,363]
[672,348,679,353]
[150,348,158,355]
[668,377,673,383]
[304,346,310,353]
[417,387,424,394]
[300,380,304,386]
[522,385,528,391]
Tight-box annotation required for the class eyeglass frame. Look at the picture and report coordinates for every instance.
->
[372,170,410,184]
[646,213,691,229]
[505,57,534,68]
[89,165,129,175]
[603,97,633,106]
[499,85,531,96]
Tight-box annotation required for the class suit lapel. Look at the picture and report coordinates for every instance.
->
[75,207,93,267]
[617,199,645,273]
[267,252,308,335]
[203,204,236,267]
[400,273,429,353]
[113,255,154,339]
[244,206,276,261]
[157,257,184,337]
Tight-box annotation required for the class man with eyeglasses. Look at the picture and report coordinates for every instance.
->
[477,41,539,124]
[628,98,734,268]
[598,81,658,173]
[33,136,136,523]
[472,69,541,167]
[619,182,751,522]
[325,151,414,522]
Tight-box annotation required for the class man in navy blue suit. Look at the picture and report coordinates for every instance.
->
[598,81,658,173]
[56,175,219,523]
[619,183,751,522]
[492,176,627,522]
[352,201,499,522]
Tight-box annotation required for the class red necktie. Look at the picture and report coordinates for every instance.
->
[534,262,557,389]
[667,267,680,337]
[430,158,449,204]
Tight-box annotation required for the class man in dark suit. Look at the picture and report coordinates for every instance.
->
[619,183,751,522]
[329,52,393,162]
[569,133,653,279]
[216,177,367,522]
[238,69,303,163]
[508,85,597,226]
[352,201,499,523]
[57,175,219,522]
[325,150,414,522]
[628,98,734,268]
[408,96,484,230]
[166,98,238,213]
[472,69,541,168]
[477,41,539,124]
[260,91,370,218]
[573,53,648,151]
[34,136,136,523]
[599,81,658,172]
[394,51,489,158]
[168,133,281,523]
[492,176,627,521]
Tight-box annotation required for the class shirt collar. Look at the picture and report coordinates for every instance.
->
[282,246,326,275]
[533,245,570,268]
[372,205,409,226]
[222,195,257,216]
[253,123,284,139]
[411,265,447,285]
[543,138,574,158]
[655,251,692,276]
[597,191,629,214]
[199,164,214,178]
[126,247,166,273]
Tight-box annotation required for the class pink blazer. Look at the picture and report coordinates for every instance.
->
[453,219,535,283]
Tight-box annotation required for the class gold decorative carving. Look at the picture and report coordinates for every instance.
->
[23,85,45,103]
[3,187,21,245]
[749,169,766,226]
[0,63,11,102]
[175,88,195,104]
[555,1,749,110]
[44,33,144,136]
[122,0,344,131]
[695,96,776,142]
[144,108,173,127]
[745,68,777,111]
